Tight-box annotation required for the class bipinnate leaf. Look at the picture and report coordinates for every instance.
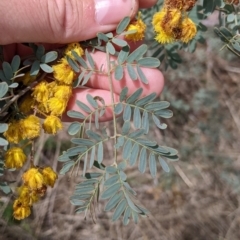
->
[112,199,127,221]
[116,17,130,34]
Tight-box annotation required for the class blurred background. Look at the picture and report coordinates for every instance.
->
[1,5,240,240]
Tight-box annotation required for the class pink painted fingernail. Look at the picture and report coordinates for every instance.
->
[95,0,135,25]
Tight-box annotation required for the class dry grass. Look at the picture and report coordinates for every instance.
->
[1,30,240,240]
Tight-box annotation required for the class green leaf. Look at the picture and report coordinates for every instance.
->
[154,109,173,118]
[115,65,124,81]
[67,110,85,119]
[128,129,145,139]
[145,101,170,111]
[133,107,141,129]
[86,130,102,142]
[36,45,45,59]
[139,148,147,173]
[127,44,148,63]
[149,154,157,178]
[132,211,139,224]
[127,63,137,80]
[118,162,127,171]
[68,122,81,135]
[104,175,119,187]
[137,57,160,68]
[83,152,88,176]
[11,55,21,72]
[73,53,88,68]
[104,191,123,211]
[129,143,139,166]
[86,94,98,108]
[0,137,8,146]
[0,182,11,194]
[40,63,53,73]
[159,157,170,172]
[76,179,98,188]
[114,103,123,114]
[116,17,130,34]
[97,142,103,164]
[137,65,148,84]
[106,166,118,174]
[106,42,116,55]
[85,49,95,69]
[0,123,8,133]
[124,193,141,213]
[0,70,7,81]
[89,145,95,168]
[117,46,130,64]
[8,82,18,88]
[82,70,93,86]
[60,161,75,175]
[115,136,125,149]
[119,171,127,181]
[122,120,131,135]
[137,138,157,147]
[123,182,137,195]
[123,105,131,121]
[76,100,92,113]
[123,139,132,160]
[67,57,80,72]
[74,186,95,194]
[152,114,167,130]
[126,88,143,104]
[70,198,85,206]
[67,146,88,156]
[30,60,40,76]
[2,62,13,80]
[101,182,121,199]
[120,87,128,102]
[112,199,127,221]
[0,82,9,98]
[75,206,88,214]
[97,32,109,43]
[71,138,94,146]
[85,172,102,179]
[142,110,149,134]
[41,51,58,63]
[112,38,128,47]
[58,153,70,162]
[123,207,131,225]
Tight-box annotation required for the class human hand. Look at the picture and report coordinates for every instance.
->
[0,0,164,121]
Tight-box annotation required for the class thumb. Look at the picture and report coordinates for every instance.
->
[0,0,138,44]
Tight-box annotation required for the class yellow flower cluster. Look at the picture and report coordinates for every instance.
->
[152,0,197,44]
[13,166,57,220]
[125,12,146,42]
[3,43,83,220]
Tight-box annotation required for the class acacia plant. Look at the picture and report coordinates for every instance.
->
[0,0,239,224]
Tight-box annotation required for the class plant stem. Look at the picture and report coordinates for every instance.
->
[106,51,117,165]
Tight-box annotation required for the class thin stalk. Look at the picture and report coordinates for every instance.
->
[106,50,117,165]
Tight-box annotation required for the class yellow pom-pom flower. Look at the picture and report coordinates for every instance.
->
[52,58,76,85]
[21,115,41,140]
[180,17,197,43]
[48,97,67,116]
[13,199,31,220]
[65,43,84,59]
[4,147,27,169]
[19,94,34,114]
[32,80,49,102]
[18,186,39,206]
[43,115,63,134]
[22,168,45,190]
[53,85,72,100]
[125,12,146,42]
[42,167,58,187]
[3,121,23,144]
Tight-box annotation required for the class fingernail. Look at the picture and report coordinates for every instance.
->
[95,0,135,25]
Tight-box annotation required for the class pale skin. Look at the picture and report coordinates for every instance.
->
[0,0,164,121]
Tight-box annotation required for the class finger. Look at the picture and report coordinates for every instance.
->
[0,0,139,44]
[85,51,164,97]
[139,0,158,8]
[64,88,119,122]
